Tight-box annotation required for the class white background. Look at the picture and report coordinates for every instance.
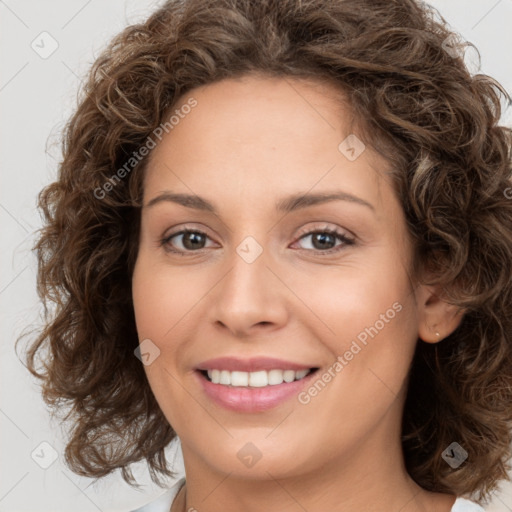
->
[1,0,512,510]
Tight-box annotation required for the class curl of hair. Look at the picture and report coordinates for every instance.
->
[23,0,512,501]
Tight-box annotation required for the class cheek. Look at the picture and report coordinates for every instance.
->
[295,252,419,401]
[132,252,204,339]
[289,256,413,349]
[131,255,195,424]
[322,290,418,412]
[131,253,212,388]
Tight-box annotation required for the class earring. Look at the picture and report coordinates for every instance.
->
[435,331,440,337]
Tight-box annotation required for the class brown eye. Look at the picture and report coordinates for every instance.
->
[294,228,355,254]
[309,232,337,250]
[162,229,213,253]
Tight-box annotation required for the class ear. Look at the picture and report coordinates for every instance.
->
[415,283,465,343]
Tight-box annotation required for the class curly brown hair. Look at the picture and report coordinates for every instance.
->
[22,0,512,503]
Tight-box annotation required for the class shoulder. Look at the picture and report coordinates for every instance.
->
[129,477,186,512]
[451,497,486,512]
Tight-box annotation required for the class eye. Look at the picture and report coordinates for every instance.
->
[160,225,355,256]
[292,226,355,254]
[161,229,216,254]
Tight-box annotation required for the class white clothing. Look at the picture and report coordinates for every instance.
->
[130,478,485,512]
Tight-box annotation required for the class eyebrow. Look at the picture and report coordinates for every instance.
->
[145,190,375,213]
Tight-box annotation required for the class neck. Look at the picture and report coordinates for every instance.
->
[174,413,454,512]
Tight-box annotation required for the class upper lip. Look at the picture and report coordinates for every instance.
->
[196,357,317,372]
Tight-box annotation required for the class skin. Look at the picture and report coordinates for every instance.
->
[131,74,464,512]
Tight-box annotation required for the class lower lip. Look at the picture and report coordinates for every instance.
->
[195,370,317,413]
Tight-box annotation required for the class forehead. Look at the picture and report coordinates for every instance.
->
[142,75,392,212]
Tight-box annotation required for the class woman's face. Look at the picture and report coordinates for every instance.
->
[132,75,426,482]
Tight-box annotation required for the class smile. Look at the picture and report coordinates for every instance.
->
[194,356,321,412]
[202,368,314,387]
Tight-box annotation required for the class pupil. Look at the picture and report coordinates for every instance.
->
[180,232,336,251]
[184,232,204,250]
[313,232,334,250]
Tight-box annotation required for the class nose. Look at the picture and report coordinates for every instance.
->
[208,242,290,339]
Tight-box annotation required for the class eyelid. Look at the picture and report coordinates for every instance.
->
[161,224,218,249]
[162,222,354,241]
[294,223,355,241]
[160,222,356,255]
[290,224,356,254]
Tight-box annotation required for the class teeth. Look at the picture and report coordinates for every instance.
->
[268,369,285,385]
[219,370,230,385]
[283,370,296,383]
[231,371,249,386]
[249,370,268,387]
[206,368,312,387]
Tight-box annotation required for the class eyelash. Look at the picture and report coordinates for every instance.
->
[160,225,355,256]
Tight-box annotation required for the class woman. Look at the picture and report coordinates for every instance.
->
[25,0,512,510]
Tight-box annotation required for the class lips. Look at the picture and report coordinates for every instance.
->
[194,356,320,412]
[196,356,316,372]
